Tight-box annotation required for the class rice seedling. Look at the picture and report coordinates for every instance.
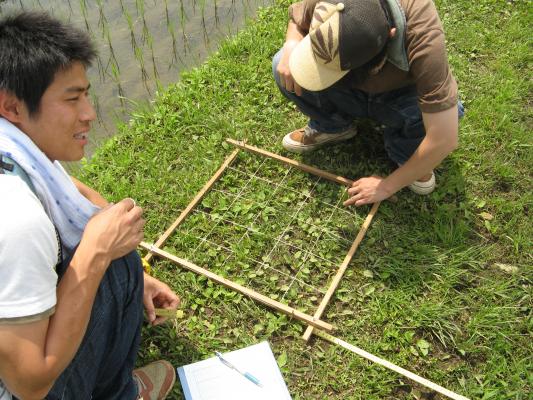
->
[95,0,107,33]
[122,6,138,53]
[134,0,150,45]
[78,0,90,32]
[178,0,190,52]
[134,45,151,94]
[198,0,209,46]
[109,60,125,107]
[210,0,220,27]
[146,33,160,81]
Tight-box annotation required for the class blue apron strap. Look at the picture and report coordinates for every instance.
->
[0,154,37,194]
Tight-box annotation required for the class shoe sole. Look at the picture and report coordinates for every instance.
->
[282,130,357,154]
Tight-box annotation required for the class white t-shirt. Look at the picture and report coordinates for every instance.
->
[0,175,59,400]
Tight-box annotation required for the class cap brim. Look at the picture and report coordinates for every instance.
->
[289,34,350,92]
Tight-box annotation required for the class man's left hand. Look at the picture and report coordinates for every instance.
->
[343,176,392,206]
[143,273,180,326]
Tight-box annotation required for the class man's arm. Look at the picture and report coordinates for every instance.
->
[0,199,144,399]
[344,107,459,206]
[277,21,306,96]
[71,176,108,207]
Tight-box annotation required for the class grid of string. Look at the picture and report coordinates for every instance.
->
[175,225,322,293]
[173,155,360,303]
[190,157,268,255]
[209,187,353,246]
[203,163,294,277]
[177,169,333,295]
[226,164,356,220]
[244,176,322,294]
[279,190,346,303]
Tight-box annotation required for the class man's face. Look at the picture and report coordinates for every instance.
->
[15,61,96,162]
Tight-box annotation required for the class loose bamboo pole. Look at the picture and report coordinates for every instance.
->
[315,330,470,400]
[226,138,354,187]
[144,148,240,262]
[140,242,334,331]
[303,201,380,341]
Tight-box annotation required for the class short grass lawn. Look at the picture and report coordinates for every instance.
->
[80,0,532,398]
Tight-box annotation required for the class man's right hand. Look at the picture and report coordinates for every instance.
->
[82,198,145,262]
[277,40,304,96]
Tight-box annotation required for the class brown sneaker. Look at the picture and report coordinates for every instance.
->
[134,360,176,400]
[282,125,357,153]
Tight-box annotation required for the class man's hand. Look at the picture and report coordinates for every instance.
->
[81,198,145,263]
[344,176,393,206]
[278,40,303,96]
[277,21,305,96]
[143,273,180,326]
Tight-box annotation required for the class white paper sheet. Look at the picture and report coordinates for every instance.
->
[177,341,292,400]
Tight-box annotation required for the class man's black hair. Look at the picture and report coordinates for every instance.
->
[0,11,96,116]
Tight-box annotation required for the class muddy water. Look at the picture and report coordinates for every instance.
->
[0,0,273,157]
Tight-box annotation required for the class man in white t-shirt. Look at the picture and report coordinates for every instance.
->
[0,12,178,400]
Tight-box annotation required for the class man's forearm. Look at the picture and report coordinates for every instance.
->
[2,244,110,399]
[382,134,456,195]
[285,20,305,44]
[382,108,459,195]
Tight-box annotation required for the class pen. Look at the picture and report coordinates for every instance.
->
[215,351,263,387]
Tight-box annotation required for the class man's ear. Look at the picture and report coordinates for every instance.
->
[389,28,397,38]
[0,91,25,123]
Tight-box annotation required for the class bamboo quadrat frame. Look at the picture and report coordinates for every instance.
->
[140,139,470,400]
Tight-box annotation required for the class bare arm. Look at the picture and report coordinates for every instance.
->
[0,199,144,399]
[277,21,306,96]
[345,107,459,206]
[71,176,109,207]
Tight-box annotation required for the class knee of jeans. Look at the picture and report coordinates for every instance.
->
[272,49,284,86]
[458,100,465,119]
[382,121,425,165]
[106,251,144,298]
[125,250,144,288]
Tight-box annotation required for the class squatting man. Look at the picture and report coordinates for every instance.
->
[273,0,464,206]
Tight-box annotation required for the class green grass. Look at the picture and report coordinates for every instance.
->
[80,0,532,398]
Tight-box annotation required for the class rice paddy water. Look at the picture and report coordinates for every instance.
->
[0,0,274,156]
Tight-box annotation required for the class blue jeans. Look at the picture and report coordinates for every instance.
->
[45,250,144,400]
[272,49,464,164]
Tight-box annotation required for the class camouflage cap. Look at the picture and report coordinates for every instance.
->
[289,0,390,91]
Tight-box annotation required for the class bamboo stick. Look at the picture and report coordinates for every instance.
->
[144,148,240,262]
[226,138,354,187]
[140,242,334,331]
[315,330,470,400]
[303,201,380,341]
